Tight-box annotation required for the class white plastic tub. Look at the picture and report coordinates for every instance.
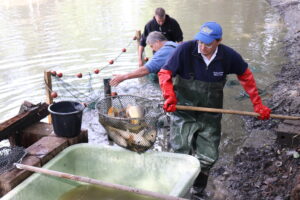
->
[2,144,200,200]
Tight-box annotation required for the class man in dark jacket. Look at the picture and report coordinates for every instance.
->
[138,7,183,67]
[158,22,271,199]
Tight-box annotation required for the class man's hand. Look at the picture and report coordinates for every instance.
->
[254,103,271,120]
[110,74,126,86]
[110,67,150,87]
[237,68,271,120]
[163,96,177,112]
[138,58,144,67]
[158,69,177,112]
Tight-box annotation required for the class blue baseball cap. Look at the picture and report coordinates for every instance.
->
[194,22,222,44]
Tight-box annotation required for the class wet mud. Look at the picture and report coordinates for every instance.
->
[207,1,300,199]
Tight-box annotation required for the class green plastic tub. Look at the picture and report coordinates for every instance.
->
[2,144,200,200]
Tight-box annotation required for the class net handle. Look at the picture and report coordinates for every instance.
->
[15,163,187,200]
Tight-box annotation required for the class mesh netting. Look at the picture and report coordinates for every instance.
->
[0,146,27,174]
[96,95,163,152]
[50,73,102,109]
[45,38,135,108]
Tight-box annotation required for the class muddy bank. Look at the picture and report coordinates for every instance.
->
[207,1,300,200]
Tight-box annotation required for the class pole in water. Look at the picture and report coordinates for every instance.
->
[103,78,114,143]
[103,78,111,97]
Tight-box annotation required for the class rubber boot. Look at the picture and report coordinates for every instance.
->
[191,172,208,199]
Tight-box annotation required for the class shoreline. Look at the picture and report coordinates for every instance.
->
[207,1,300,199]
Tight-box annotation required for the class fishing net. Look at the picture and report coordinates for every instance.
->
[96,95,163,152]
[44,37,136,109]
[49,73,103,109]
[0,146,27,174]
[42,35,170,151]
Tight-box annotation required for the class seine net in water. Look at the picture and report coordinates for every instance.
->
[96,95,163,152]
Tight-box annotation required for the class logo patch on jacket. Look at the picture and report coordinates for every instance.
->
[213,72,224,76]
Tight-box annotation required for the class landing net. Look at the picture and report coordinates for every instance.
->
[96,95,163,152]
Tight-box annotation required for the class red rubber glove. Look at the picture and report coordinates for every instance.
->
[158,69,177,112]
[237,68,271,120]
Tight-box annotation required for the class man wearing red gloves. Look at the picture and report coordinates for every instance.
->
[158,22,271,199]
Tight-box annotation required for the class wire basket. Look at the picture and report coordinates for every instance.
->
[96,95,163,152]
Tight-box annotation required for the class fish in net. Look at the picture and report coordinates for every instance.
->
[96,95,164,153]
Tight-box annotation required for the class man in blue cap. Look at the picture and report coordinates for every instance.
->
[158,22,271,198]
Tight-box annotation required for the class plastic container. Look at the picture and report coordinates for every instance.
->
[1,144,200,200]
[48,101,85,138]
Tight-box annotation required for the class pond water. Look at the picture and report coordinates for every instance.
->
[0,0,286,158]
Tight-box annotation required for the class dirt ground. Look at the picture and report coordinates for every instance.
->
[206,1,300,200]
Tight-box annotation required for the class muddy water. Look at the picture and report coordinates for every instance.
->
[58,185,158,200]
[0,0,286,156]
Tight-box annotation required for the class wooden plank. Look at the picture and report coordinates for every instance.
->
[19,122,53,147]
[0,130,88,196]
[0,156,41,196]
[135,30,141,52]
[65,129,88,145]
[26,136,68,165]
[44,71,53,124]
[48,129,88,145]
[0,102,49,141]
[135,30,145,66]
[20,123,88,147]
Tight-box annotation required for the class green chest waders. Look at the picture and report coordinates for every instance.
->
[170,76,226,173]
